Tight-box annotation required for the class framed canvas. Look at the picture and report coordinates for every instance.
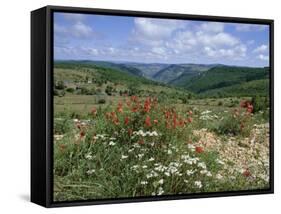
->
[31,5,274,207]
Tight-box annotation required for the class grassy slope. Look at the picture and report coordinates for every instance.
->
[183,66,269,95]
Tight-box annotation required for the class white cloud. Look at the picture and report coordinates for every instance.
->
[54,22,95,39]
[235,24,267,32]
[71,22,95,38]
[253,44,268,53]
[134,18,185,39]
[197,32,239,47]
[199,22,224,33]
[257,54,269,61]
[204,45,246,59]
[131,18,186,46]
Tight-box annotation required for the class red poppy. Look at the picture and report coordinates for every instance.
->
[131,106,138,113]
[187,117,193,123]
[165,121,171,129]
[195,146,204,153]
[116,102,123,113]
[80,131,86,138]
[124,117,130,125]
[243,169,251,177]
[105,112,111,119]
[131,95,138,102]
[144,98,152,113]
[113,118,119,125]
[91,107,97,116]
[145,116,152,127]
[59,144,67,151]
[173,116,177,129]
[247,104,254,113]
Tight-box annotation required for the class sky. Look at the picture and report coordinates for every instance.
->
[54,12,270,67]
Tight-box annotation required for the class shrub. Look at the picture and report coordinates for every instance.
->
[97,99,106,104]
[218,101,223,106]
[66,88,75,93]
[251,96,269,113]
[54,119,73,134]
[55,81,65,90]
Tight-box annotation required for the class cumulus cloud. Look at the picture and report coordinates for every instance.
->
[54,14,269,66]
[253,44,268,53]
[199,22,224,33]
[55,22,95,39]
[257,54,269,61]
[161,21,244,61]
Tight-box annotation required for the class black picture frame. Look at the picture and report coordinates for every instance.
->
[31,5,274,208]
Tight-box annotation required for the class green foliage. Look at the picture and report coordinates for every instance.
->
[54,119,73,135]
[66,88,75,93]
[251,96,269,113]
[97,98,106,104]
[55,80,66,90]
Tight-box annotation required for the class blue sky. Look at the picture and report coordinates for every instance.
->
[54,12,270,67]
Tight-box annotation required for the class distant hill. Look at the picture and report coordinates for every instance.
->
[183,66,269,94]
[54,60,269,98]
[153,64,216,84]
[200,79,269,97]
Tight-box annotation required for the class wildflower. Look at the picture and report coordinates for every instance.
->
[167,149,172,155]
[188,110,193,115]
[109,141,116,146]
[197,162,207,169]
[146,171,159,179]
[164,172,170,177]
[128,148,134,153]
[138,139,145,145]
[85,153,93,160]
[148,157,155,162]
[144,98,152,113]
[131,106,138,112]
[194,181,202,188]
[128,128,133,136]
[86,169,95,175]
[140,181,148,185]
[151,131,158,136]
[131,95,138,102]
[158,179,164,185]
[186,170,195,175]
[195,146,204,153]
[124,117,130,125]
[153,119,158,124]
[59,144,66,151]
[113,118,119,125]
[121,155,128,159]
[80,131,86,139]
[187,117,193,123]
[157,187,164,195]
[117,102,123,113]
[145,116,152,127]
[216,174,223,180]
[243,169,251,177]
[142,165,148,169]
[91,107,97,116]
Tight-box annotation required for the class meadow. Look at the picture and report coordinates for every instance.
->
[53,62,270,201]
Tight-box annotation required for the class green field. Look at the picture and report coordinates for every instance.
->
[53,61,270,201]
